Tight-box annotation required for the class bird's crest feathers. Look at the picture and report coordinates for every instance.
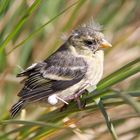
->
[80,19,102,31]
[61,20,102,41]
[72,19,103,37]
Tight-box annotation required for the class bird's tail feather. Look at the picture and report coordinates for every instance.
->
[10,100,25,118]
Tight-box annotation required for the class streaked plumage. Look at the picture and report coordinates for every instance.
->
[10,21,111,117]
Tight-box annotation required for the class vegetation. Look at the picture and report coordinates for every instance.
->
[0,0,140,139]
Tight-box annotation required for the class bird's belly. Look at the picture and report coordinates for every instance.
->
[56,79,86,100]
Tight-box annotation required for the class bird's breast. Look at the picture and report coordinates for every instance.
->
[84,50,104,86]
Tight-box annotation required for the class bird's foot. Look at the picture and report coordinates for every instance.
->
[60,103,68,112]
[74,96,86,110]
[60,89,86,111]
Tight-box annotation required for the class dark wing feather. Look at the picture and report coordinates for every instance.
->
[18,50,87,103]
[17,62,48,96]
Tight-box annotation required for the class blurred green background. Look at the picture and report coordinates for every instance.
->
[0,0,140,140]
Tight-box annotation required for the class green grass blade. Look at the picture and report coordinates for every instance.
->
[0,119,62,128]
[7,1,79,55]
[0,0,11,16]
[112,89,140,113]
[0,0,42,54]
[0,126,29,139]
[62,0,86,31]
[95,98,118,140]
[99,57,140,85]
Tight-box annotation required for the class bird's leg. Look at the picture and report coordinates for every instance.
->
[60,91,86,112]
[60,103,68,112]
[75,96,86,110]
[60,84,88,111]
[81,99,86,108]
[75,97,82,110]
[73,83,88,98]
[74,89,87,110]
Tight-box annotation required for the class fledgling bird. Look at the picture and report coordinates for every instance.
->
[10,21,112,117]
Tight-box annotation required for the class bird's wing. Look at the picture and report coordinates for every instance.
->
[18,51,87,102]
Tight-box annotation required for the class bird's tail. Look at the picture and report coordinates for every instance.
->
[10,100,25,118]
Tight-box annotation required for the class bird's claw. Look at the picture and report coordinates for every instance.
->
[60,103,68,112]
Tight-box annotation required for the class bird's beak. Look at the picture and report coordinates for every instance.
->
[100,39,112,48]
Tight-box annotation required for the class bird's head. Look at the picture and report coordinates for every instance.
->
[68,21,112,54]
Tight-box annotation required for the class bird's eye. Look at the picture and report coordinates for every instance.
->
[84,39,96,46]
[84,40,92,45]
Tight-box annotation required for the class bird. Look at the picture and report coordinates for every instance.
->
[10,21,112,117]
